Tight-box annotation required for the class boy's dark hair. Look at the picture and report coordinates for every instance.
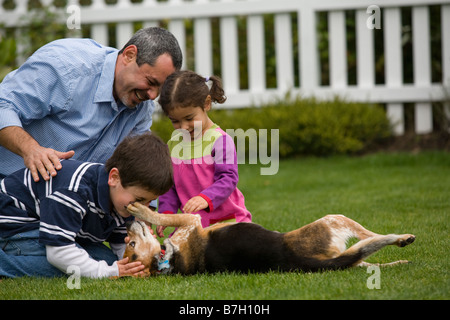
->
[158,70,226,115]
[105,133,173,195]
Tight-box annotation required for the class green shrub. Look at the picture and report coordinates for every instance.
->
[151,97,392,157]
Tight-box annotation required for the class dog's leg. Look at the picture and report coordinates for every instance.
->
[322,214,379,241]
[127,203,202,228]
[313,215,380,257]
[340,233,415,266]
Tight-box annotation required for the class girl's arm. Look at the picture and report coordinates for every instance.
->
[157,184,181,214]
[196,134,238,212]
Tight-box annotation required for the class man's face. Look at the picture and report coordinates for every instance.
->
[114,46,176,108]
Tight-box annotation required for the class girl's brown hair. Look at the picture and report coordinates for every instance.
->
[158,70,226,115]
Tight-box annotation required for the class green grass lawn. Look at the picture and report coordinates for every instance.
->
[0,152,448,300]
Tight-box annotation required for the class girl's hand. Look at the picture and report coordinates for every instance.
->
[183,196,208,213]
[117,257,146,277]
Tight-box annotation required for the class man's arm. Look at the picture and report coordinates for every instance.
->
[0,126,74,181]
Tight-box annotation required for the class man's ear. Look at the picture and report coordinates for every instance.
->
[121,45,138,64]
[108,167,121,187]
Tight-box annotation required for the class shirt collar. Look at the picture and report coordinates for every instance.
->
[94,51,119,107]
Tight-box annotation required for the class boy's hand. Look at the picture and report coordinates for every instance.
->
[117,257,146,277]
[183,196,208,213]
[156,225,166,238]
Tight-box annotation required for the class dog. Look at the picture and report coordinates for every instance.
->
[124,203,415,276]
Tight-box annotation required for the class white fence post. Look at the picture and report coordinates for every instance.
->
[220,16,240,94]
[328,11,347,89]
[384,7,404,135]
[413,6,432,134]
[299,5,319,92]
[247,15,266,93]
[356,9,375,88]
[275,13,294,92]
[194,17,213,78]
[443,5,450,130]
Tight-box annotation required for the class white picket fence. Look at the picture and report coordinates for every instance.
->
[1,0,450,135]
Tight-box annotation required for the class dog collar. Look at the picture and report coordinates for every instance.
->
[157,249,171,274]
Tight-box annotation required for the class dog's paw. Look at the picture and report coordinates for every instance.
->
[126,202,146,218]
[397,234,415,247]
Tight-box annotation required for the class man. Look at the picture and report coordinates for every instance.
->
[0,27,182,181]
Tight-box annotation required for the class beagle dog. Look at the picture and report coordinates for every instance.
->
[124,203,415,276]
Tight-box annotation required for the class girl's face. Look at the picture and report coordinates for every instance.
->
[167,99,213,140]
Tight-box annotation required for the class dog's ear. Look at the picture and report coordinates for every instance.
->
[149,255,160,275]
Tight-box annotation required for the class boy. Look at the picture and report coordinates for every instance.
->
[0,133,173,278]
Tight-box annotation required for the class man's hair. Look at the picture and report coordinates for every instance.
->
[105,133,173,195]
[119,27,183,70]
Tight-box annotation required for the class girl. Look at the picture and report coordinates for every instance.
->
[157,70,252,235]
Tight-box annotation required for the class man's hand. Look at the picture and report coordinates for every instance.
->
[0,126,74,182]
[24,145,75,182]
[117,257,146,277]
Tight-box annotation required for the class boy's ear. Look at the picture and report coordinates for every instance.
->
[108,167,121,187]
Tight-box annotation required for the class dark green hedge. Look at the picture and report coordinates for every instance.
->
[151,98,392,157]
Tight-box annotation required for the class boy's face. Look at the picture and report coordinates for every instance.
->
[108,168,158,218]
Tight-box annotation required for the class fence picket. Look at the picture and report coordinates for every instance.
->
[247,15,266,93]
[356,9,375,88]
[220,16,240,94]
[443,5,450,85]
[169,19,187,70]
[91,24,109,46]
[384,7,404,135]
[275,13,294,92]
[299,6,319,91]
[194,18,213,77]
[328,11,347,88]
[116,22,134,50]
[412,6,432,134]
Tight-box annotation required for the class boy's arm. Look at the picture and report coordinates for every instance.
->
[46,244,144,278]
[46,244,119,278]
